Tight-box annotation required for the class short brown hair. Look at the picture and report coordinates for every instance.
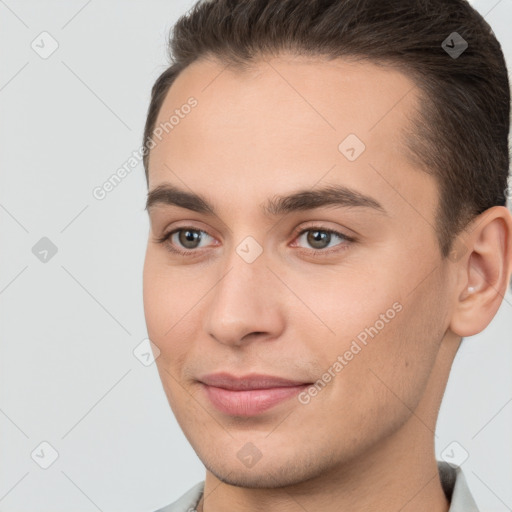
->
[142,0,510,257]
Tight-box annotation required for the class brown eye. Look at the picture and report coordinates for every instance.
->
[177,229,203,249]
[306,230,333,249]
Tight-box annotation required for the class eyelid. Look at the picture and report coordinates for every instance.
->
[154,220,220,245]
[154,227,210,244]
[291,220,358,240]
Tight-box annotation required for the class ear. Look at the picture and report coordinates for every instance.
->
[449,206,512,338]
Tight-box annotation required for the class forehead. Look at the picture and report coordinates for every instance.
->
[147,54,436,221]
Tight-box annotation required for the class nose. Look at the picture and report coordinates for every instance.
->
[203,248,285,347]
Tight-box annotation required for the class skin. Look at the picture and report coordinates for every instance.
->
[142,54,512,512]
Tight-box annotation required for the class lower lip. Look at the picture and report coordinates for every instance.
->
[201,383,310,416]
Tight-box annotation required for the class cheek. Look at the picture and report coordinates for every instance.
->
[285,267,399,345]
[142,250,162,331]
[142,251,190,341]
[143,252,206,380]
[349,279,447,416]
[295,266,443,413]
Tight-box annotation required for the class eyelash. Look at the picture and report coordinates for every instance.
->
[155,225,356,258]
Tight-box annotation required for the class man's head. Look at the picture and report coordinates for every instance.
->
[141,0,512,497]
[143,0,511,258]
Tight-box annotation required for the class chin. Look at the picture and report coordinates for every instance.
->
[206,463,310,489]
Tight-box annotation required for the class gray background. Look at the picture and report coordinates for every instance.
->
[0,0,511,510]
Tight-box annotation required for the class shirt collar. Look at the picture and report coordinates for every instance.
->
[438,461,479,511]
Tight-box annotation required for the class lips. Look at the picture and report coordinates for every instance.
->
[198,372,312,416]
[199,372,310,390]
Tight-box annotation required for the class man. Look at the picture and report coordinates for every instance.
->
[141,0,512,510]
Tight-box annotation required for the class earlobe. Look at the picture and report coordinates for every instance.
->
[449,206,512,338]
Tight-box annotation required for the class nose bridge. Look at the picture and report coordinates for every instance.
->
[204,239,283,345]
[217,231,270,299]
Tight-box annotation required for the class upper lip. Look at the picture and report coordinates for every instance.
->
[199,372,311,390]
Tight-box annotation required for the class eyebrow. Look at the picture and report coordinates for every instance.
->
[145,183,386,216]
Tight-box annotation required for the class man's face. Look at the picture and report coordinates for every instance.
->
[143,55,456,487]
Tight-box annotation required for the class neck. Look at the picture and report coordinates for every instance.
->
[198,334,460,512]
